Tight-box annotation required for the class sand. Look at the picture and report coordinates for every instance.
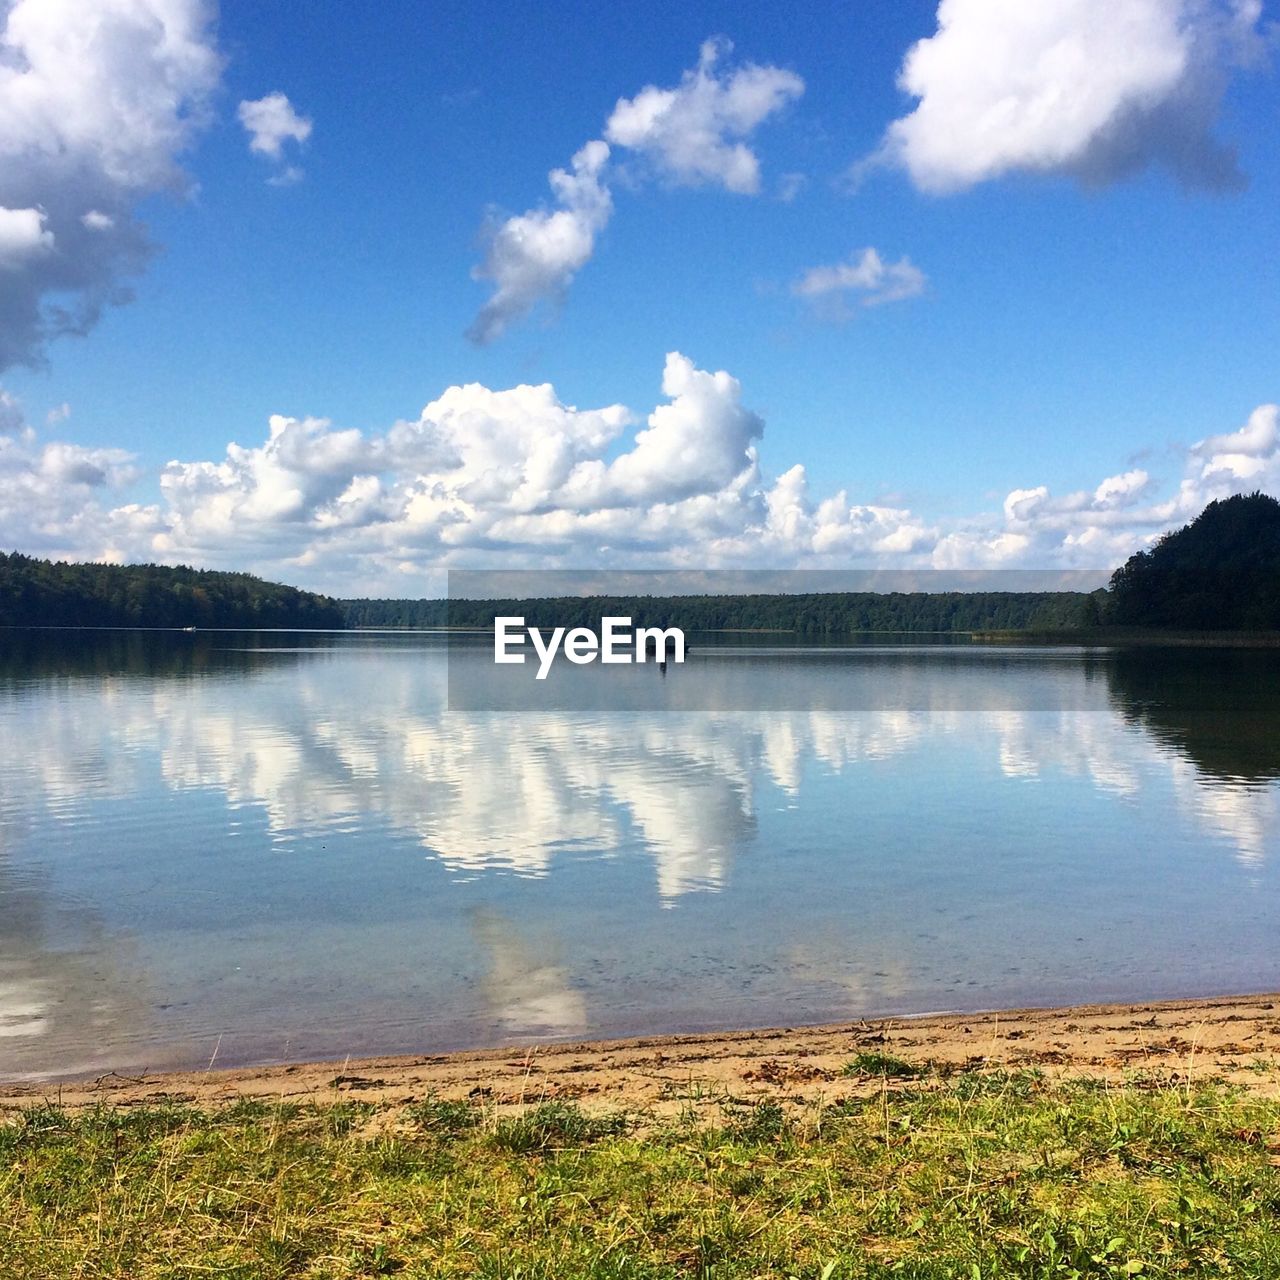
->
[5,993,1280,1117]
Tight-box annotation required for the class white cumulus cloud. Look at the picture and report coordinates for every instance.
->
[604,37,803,193]
[237,91,312,182]
[1192,402,1280,483]
[870,0,1264,193]
[934,405,1280,571]
[0,390,141,556]
[0,206,54,268]
[566,352,763,506]
[467,140,613,345]
[792,248,927,317]
[469,41,802,343]
[0,0,222,369]
[1,370,1277,593]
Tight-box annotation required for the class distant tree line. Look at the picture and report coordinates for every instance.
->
[343,590,1105,634]
[343,597,449,628]
[0,553,346,629]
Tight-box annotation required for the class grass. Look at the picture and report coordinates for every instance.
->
[842,1051,927,1079]
[5,1073,1280,1278]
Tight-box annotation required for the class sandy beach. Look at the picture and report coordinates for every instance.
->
[7,992,1280,1116]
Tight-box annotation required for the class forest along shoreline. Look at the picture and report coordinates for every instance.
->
[5,993,1280,1115]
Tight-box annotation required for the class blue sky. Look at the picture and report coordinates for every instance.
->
[0,0,1277,593]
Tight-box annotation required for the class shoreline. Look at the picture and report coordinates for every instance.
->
[7,991,1280,1114]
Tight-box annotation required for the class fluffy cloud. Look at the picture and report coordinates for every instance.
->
[0,206,54,268]
[604,37,804,193]
[936,405,1280,570]
[871,0,1265,193]
[792,248,926,317]
[932,466,1162,568]
[562,353,762,507]
[0,353,817,582]
[0,392,141,556]
[467,141,613,345]
[237,91,312,183]
[238,92,312,158]
[1093,469,1153,508]
[0,0,222,369]
[1191,403,1280,485]
[0,365,1276,593]
[469,42,802,343]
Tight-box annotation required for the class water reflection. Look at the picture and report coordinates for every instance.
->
[0,628,314,680]
[0,631,1278,1077]
[1105,649,1280,866]
[2,635,1278,890]
[0,852,150,1080]
[1105,649,1280,784]
[470,909,587,1037]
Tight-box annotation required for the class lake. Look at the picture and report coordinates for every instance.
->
[1,629,1278,1081]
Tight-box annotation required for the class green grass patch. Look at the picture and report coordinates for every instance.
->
[489,1100,630,1153]
[4,1081,1280,1277]
[843,1050,927,1078]
[406,1095,481,1136]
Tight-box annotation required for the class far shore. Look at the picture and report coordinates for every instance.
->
[975,627,1280,647]
[7,992,1280,1116]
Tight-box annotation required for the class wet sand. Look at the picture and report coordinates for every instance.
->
[6,993,1280,1117]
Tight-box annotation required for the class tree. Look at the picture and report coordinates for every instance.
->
[1107,492,1280,629]
[0,552,347,630]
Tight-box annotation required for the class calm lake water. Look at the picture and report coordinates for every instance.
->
[2,629,1278,1081]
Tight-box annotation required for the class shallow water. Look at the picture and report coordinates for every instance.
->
[1,629,1278,1080]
